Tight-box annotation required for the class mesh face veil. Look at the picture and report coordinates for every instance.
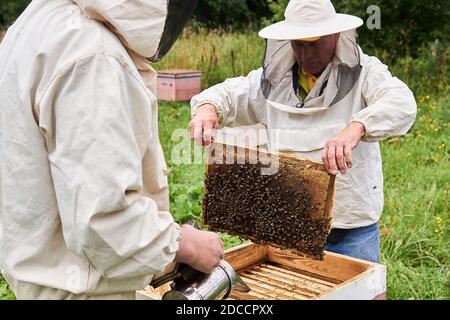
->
[261,30,362,107]
[149,0,199,62]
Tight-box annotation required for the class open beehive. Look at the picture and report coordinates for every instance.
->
[202,142,335,260]
[136,142,386,300]
[137,243,386,300]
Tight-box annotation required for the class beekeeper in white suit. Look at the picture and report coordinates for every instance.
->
[190,0,417,262]
[0,0,224,300]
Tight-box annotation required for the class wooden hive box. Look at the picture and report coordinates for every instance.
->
[137,243,386,300]
[157,69,202,101]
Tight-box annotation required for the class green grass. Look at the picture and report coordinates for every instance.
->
[0,275,15,300]
[379,95,449,299]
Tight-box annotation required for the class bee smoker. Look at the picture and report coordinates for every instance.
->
[151,220,251,300]
[150,259,251,300]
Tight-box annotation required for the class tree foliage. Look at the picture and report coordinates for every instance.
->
[0,0,30,27]
[1,0,448,59]
[192,0,271,30]
[265,0,450,59]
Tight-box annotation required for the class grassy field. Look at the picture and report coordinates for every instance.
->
[0,30,448,300]
[154,29,266,89]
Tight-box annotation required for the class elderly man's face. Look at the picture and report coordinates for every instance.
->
[291,33,340,76]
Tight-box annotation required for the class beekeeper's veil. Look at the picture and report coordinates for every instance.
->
[258,0,364,106]
[72,0,198,62]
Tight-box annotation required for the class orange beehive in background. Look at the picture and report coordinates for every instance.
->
[157,69,202,101]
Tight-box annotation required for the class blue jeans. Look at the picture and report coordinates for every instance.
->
[325,222,380,263]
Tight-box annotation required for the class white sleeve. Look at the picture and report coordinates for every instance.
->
[352,56,417,142]
[38,54,181,280]
[190,68,267,127]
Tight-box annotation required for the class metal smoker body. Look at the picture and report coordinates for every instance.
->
[151,260,250,300]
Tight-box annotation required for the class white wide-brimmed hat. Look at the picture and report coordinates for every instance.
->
[259,0,363,40]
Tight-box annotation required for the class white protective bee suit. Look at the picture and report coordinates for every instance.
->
[0,0,197,299]
[191,2,417,231]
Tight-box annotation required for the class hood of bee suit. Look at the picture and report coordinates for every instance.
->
[71,0,199,62]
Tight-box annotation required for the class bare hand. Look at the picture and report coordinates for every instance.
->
[175,224,224,274]
[321,122,366,175]
[189,104,219,146]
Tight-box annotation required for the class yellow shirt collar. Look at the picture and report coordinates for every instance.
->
[299,68,319,100]
[300,69,318,91]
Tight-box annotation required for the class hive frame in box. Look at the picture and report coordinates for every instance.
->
[137,242,386,300]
